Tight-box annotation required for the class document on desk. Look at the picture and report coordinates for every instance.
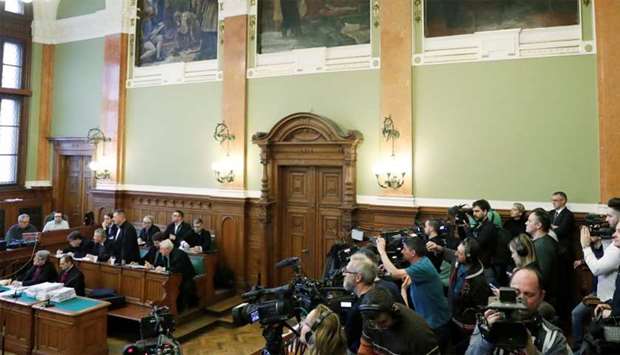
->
[125,263,146,269]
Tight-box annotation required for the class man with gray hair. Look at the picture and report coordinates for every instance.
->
[5,213,38,243]
[0,250,58,287]
[343,257,378,354]
[156,239,197,311]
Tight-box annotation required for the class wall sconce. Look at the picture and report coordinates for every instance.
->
[86,128,112,180]
[374,115,407,189]
[212,122,236,184]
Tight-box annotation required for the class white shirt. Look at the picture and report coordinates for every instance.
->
[42,219,70,232]
[583,241,620,301]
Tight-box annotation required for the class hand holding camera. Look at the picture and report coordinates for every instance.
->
[580,225,592,248]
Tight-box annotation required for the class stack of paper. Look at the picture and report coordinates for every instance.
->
[24,282,63,300]
[48,287,77,303]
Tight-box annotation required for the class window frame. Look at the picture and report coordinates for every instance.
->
[0,4,33,190]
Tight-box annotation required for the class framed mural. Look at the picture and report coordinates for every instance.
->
[424,0,579,38]
[135,0,219,67]
[257,0,371,54]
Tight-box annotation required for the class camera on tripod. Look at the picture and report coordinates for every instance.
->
[585,214,614,238]
[477,287,542,352]
[122,306,181,355]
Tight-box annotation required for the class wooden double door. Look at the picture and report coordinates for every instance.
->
[278,166,343,282]
[58,155,93,228]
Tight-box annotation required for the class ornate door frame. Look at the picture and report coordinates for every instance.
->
[252,112,362,286]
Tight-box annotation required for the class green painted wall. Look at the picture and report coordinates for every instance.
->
[51,38,104,137]
[124,82,223,187]
[413,55,599,203]
[247,70,381,195]
[26,43,43,181]
[57,0,105,19]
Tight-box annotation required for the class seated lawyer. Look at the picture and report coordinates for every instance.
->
[138,215,160,246]
[0,250,58,287]
[62,231,94,259]
[84,228,111,262]
[155,239,198,311]
[142,232,168,267]
[183,218,212,253]
[58,255,85,296]
[163,210,193,247]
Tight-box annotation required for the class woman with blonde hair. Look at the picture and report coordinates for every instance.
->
[300,304,347,355]
[508,233,538,270]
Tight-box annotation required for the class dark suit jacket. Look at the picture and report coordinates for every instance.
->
[141,246,165,267]
[166,248,197,282]
[549,208,576,257]
[139,225,161,246]
[85,240,111,262]
[59,266,85,296]
[63,240,95,258]
[467,219,498,268]
[185,229,212,250]
[164,222,193,247]
[19,262,58,286]
[111,221,140,264]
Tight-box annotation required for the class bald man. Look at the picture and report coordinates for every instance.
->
[156,239,197,311]
[466,267,571,355]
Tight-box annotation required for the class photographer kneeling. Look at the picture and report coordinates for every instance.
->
[466,267,571,355]
[358,288,440,355]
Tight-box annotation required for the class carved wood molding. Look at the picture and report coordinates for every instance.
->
[48,137,95,156]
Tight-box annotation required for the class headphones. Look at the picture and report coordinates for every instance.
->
[462,238,480,264]
[513,236,529,257]
[304,307,336,346]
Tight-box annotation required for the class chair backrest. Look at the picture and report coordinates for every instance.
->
[189,254,205,275]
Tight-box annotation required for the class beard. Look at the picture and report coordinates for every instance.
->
[343,278,356,292]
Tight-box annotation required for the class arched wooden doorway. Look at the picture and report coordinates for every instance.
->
[252,113,362,285]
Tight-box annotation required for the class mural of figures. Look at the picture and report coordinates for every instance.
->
[257,0,370,54]
[425,0,579,38]
[136,0,218,67]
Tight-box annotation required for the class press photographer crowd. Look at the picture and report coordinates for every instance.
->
[234,192,620,355]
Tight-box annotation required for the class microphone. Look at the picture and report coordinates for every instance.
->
[275,257,300,269]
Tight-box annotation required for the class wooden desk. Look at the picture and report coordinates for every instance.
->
[50,257,181,318]
[0,288,41,355]
[32,297,110,355]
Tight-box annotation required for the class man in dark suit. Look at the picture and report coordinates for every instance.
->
[184,218,212,253]
[156,239,197,311]
[85,228,111,262]
[110,209,140,264]
[163,210,193,248]
[15,250,58,286]
[141,232,167,267]
[549,191,576,324]
[138,215,161,247]
[58,255,85,296]
[63,231,95,258]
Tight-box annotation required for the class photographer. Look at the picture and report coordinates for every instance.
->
[572,198,620,351]
[358,288,440,355]
[342,257,378,354]
[468,200,500,285]
[299,304,347,355]
[376,236,451,349]
[351,250,404,304]
[466,267,571,355]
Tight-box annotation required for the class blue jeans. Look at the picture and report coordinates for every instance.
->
[572,301,592,351]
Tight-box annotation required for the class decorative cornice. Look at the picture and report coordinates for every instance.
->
[95,183,261,199]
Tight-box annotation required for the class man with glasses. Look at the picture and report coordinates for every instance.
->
[42,211,69,232]
[358,288,439,355]
[342,257,378,354]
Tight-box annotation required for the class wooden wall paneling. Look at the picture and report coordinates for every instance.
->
[120,268,146,304]
[0,187,52,235]
[595,1,620,201]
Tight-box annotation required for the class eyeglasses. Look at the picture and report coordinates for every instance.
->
[341,267,359,275]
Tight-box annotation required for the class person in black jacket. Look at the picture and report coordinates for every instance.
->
[184,218,212,252]
[527,208,559,310]
[141,232,167,267]
[15,250,58,286]
[110,209,140,264]
[62,231,94,258]
[58,255,85,296]
[138,215,160,247]
[163,210,193,248]
[504,202,527,238]
[85,228,111,262]
[156,239,197,311]
[101,212,117,239]
[467,199,499,285]
[444,238,490,355]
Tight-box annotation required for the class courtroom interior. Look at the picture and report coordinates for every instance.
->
[0,0,619,354]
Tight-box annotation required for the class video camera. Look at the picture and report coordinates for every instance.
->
[585,214,614,239]
[448,204,473,226]
[477,288,542,352]
[232,257,355,355]
[366,230,410,269]
[122,306,181,355]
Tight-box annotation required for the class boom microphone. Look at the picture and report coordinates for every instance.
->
[276,257,300,269]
